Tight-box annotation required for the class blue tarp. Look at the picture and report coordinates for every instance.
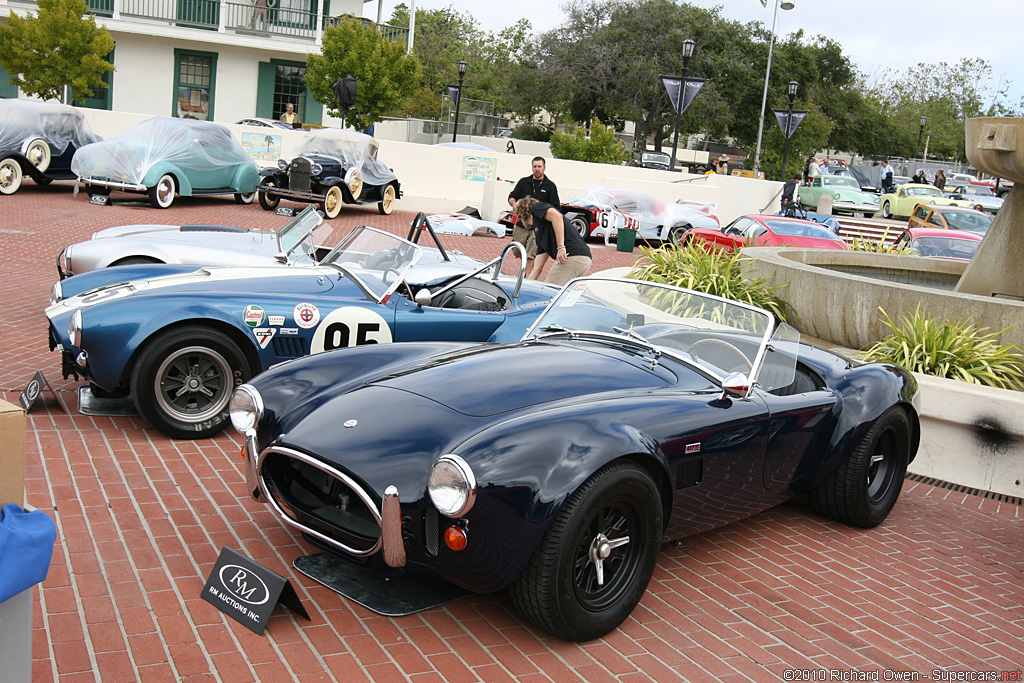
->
[0,504,57,603]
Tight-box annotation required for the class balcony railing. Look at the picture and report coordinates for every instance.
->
[7,0,408,46]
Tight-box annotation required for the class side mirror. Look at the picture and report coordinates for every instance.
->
[414,289,433,306]
[720,372,750,400]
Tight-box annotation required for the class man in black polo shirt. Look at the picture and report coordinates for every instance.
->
[515,197,591,286]
[507,157,560,274]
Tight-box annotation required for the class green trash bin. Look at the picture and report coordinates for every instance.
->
[616,228,637,253]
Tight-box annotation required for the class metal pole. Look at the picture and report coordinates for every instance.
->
[452,65,465,143]
[780,99,793,181]
[669,40,695,172]
[752,0,780,179]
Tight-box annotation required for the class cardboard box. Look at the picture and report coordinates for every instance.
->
[0,399,26,507]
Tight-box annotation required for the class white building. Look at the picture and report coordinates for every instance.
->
[0,0,406,125]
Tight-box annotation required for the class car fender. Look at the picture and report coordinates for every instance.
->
[231,164,260,193]
[144,162,192,195]
[56,264,202,299]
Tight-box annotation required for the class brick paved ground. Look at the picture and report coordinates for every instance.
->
[2,185,1022,682]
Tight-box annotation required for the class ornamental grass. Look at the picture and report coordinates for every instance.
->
[846,228,911,254]
[862,305,1024,389]
[628,243,790,323]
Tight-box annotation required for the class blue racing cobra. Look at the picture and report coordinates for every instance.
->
[46,226,555,439]
[229,277,920,641]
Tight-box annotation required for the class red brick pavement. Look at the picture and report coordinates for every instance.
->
[2,186,1022,682]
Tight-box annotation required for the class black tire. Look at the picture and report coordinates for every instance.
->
[149,174,176,209]
[130,325,251,439]
[378,184,396,215]
[569,215,590,239]
[668,225,690,247]
[258,178,280,210]
[234,191,256,204]
[321,185,343,219]
[509,461,662,641]
[34,176,53,186]
[807,407,911,528]
[882,201,893,219]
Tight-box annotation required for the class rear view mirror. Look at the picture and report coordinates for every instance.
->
[414,289,433,306]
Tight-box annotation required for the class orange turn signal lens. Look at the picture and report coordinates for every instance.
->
[444,525,468,551]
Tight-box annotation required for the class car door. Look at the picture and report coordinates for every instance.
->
[908,205,932,229]
[802,177,822,206]
[717,217,755,251]
[391,293,507,342]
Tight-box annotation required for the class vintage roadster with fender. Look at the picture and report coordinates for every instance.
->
[230,277,920,641]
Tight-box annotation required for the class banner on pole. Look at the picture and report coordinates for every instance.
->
[662,77,707,115]
[773,109,808,139]
[447,85,460,109]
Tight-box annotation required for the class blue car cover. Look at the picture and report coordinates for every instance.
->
[0,503,57,603]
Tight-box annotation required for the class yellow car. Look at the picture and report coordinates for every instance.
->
[878,184,971,219]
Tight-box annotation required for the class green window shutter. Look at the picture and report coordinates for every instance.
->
[256,62,276,118]
[304,88,322,125]
[0,65,18,98]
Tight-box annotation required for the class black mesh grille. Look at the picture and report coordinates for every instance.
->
[289,157,311,193]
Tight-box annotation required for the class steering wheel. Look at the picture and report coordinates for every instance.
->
[381,268,415,300]
[686,338,752,372]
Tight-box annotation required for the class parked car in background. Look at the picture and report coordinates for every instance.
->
[993,178,1014,198]
[559,186,719,244]
[639,151,671,170]
[230,276,919,641]
[257,129,401,218]
[907,204,992,233]
[46,228,555,439]
[72,117,260,208]
[893,227,983,261]
[943,182,1003,214]
[0,99,102,195]
[799,175,879,217]
[878,183,971,219]
[680,214,849,252]
[235,118,294,129]
[948,172,995,190]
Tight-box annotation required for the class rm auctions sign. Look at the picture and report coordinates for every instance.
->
[201,547,309,634]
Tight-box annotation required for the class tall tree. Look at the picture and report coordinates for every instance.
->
[304,17,421,129]
[0,0,113,103]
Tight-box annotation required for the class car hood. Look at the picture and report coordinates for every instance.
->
[370,341,674,417]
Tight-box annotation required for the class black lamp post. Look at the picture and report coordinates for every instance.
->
[780,80,799,182]
[917,115,927,158]
[452,59,467,143]
[669,38,696,172]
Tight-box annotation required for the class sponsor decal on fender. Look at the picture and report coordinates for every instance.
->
[243,305,265,327]
[279,328,298,335]
[253,328,276,349]
[311,307,392,354]
[293,303,320,329]
[685,443,701,454]
[268,315,285,326]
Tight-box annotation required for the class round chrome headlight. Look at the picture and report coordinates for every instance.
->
[50,281,63,305]
[277,159,289,171]
[310,163,323,175]
[427,454,476,518]
[68,309,83,347]
[229,384,263,433]
[833,192,842,200]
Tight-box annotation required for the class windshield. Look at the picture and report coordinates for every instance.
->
[524,278,799,391]
[321,226,421,302]
[943,211,992,232]
[762,219,845,241]
[823,177,859,189]
[277,206,327,262]
[910,236,980,260]
[904,187,942,198]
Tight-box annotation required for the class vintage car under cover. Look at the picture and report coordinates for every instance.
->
[231,277,920,641]
[0,99,102,194]
[47,226,556,439]
[258,128,401,218]
[71,117,260,208]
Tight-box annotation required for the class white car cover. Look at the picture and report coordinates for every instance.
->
[290,129,397,187]
[0,99,101,155]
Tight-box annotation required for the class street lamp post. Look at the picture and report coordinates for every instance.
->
[917,115,927,159]
[668,38,696,172]
[452,59,467,143]
[752,0,795,178]
[780,80,798,181]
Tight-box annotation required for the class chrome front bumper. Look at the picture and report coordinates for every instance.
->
[242,432,406,567]
[79,178,147,192]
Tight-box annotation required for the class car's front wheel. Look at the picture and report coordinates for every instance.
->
[882,201,893,219]
[321,185,343,219]
[509,461,662,641]
[378,184,396,215]
[0,158,23,195]
[130,325,251,439]
[149,174,176,209]
[807,407,911,528]
[258,178,280,210]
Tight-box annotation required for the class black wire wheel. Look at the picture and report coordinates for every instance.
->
[808,407,911,528]
[258,177,280,210]
[509,460,662,641]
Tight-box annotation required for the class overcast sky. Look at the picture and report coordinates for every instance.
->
[371,0,1023,108]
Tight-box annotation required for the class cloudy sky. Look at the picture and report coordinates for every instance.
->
[370,0,1022,108]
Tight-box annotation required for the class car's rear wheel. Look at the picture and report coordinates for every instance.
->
[569,214,590,239]
[149,174,176,209]
[258,177,280,210]
[24,138,51,172]
[234,191,256,204]
[321,185,343,219]
[378,184,396,215]
[882,201,893,219]
[668,225,690,247]
[807,407,911,528]
[130,325,251,440]
[0,158,23,195]
[509,461,662,641]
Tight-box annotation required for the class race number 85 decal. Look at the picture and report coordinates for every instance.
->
[311,307,393,354]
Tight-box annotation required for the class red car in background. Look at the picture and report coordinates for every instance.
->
[680,214,850,252]
[892,227,982,262]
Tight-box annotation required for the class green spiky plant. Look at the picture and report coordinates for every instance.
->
[862,305,1024,389]
[846,227,911,254]
[628,243,790,323]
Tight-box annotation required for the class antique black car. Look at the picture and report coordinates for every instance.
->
[258,129,401,218]
[231,277,919,641]
[0,99,102,195]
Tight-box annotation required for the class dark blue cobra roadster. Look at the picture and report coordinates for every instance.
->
[230,277,920,641]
